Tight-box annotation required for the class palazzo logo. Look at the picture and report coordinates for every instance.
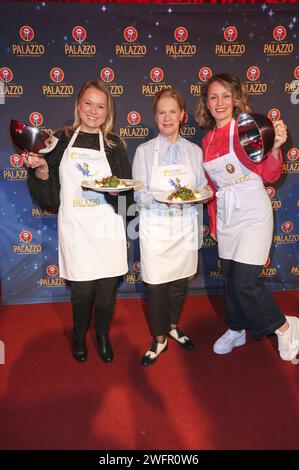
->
[215,25,245,56]
[116,26,146,57]
[119,111,149,139]
[190,66,213,96]
[65,25,96,57]
[180,112,196,138]
[1,154,27,180]
[284,67,299,95]
[142,67,171,96]
[283,147,299,173]
[126,259,142,283]
[201,225,216,247]
[264,25,294,56]
[29,112,43,127]
[260,257,277,278]
[166,26,196,58]
[244,66,267,95]
[42,67,74,97]
[100,67,124,96]
[12,25,45,56]
[267,108,281,122]
[0,67,23,97]
[13,231,41,254]
[39,264,66,287]
[273,220,299,245]
[265,186,281,210]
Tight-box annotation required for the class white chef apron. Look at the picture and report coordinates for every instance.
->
[139,137,198,284]
[58,127,128,281]
[204,119,273,265]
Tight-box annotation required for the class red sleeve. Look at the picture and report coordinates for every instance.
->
[202,134,217,237]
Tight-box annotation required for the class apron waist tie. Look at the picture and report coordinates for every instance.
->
[216,186,240,226]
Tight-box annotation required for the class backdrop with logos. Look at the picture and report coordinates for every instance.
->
[0,2,298,304]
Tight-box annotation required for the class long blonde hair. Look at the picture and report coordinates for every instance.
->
[67,80,116,147]
[195,73,252,128]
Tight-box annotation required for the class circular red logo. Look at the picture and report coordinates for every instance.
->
[29,112,43,127]
[198,67,212,82]
[123,26,138,43]
[266,186,276,199]
[281,221,294,233]
[0,67,13,83]
[226,163,235,174]
[201,225,210,237]
[150,67,164,83]
[268,108,281,122]
[50,67,64,83]
[72,25,87,43]
[133,261,141,273]
[264,257,271,267]
[19,25,35,42]
[181,112,188,125]
[100,67,115,83]
[10,154,24,168]
[287,148,299,161]
[174,26,188,43]
[46,265,59,277]
[294,66,299,80]
[19,230,33,243]
[224,26,238,42]
[247,66,260,82]
[127,111,141,126]
[273,25,287,42]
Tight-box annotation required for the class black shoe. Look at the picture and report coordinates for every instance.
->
[168,327,194,350]
[141,338,168,366]
[97,334,113,363]
[72,336,88,363]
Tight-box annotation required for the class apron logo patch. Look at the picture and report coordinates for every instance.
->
[75,161,97,177]
[225,163,235,174]
[169,177,181,189]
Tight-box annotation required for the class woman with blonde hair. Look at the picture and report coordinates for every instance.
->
[24,80,133,364]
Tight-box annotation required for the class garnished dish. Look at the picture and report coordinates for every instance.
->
[94,176,127,189]
[167,186,201,202]
[154,186,213,205]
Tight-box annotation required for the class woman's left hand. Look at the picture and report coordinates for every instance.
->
[273,119,287,151]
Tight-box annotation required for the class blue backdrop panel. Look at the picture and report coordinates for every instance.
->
[0,2,298,304]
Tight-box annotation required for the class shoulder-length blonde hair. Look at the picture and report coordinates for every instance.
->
[66,80,116,147]
[153,88,185,113]
[195,73,252,129]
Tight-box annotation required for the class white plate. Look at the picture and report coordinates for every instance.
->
[154,187,213,205]
[81,178,143,193]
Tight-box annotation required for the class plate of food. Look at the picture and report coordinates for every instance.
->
[81,176,144,192]
[154,186,213,204]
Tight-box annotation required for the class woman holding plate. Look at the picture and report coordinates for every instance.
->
[132,88,209,366]
[24,80,133,364]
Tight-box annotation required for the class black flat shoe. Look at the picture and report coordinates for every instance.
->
[141,339,168,366]
[168,327,194,350]
[72,337,88,363]
[97,334,114,363]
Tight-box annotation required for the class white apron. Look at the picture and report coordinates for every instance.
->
[58,127,128,281]
[140,137,198,284]
[204,119,273,265]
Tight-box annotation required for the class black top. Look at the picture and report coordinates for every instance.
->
[27,129,134,213]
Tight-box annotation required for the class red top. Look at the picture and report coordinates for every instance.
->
[202,120,283,236]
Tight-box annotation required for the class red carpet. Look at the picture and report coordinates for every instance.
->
[0,292,298,450]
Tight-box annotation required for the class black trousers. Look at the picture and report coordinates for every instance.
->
[70,277,119,342]
[221,259,285,339]
[146,278,189,337]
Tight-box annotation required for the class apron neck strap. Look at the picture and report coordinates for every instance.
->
[67,126,104,150]
[229,119,235,154]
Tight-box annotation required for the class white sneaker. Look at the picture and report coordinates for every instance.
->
[276,315,299,363]
[213,329,246,355]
